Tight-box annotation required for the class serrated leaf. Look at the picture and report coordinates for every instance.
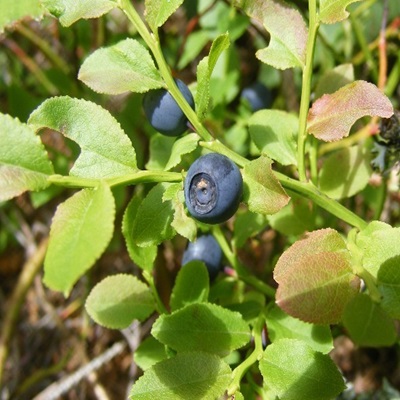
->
[0,0,43,33]
[170,261,209,311]
[320,0,364,24]
[248,110,298,166]
[152,303,250,356]
[164,133,199,171]
[265,304,333,354]
[85,274,155,329]
[41,0,116,26]
[122,193,157,271]
[274,229,360,324]
[133,336,168,371]
[307,81,393,142]
[146,134,176,171]
[242,156,290,215]
[259,339,346,400]
[78,39,164,95]
[129,351,231,400]
[28,96,137,179]
[318,145,372,199]
[144,0,184,32]
[342,293,397,347]
[131,183,175,247]
[44,182,115,295]
[234,0,307,69]
[196,33,230,120]
[0,114,53,201]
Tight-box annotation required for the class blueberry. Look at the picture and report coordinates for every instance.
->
[241,82,272,112]
[143,79,195,136]
[182,234,222,280]
[184,153,243,224]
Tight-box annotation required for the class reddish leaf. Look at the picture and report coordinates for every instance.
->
[274,229,360,324]
[307,81,393,142]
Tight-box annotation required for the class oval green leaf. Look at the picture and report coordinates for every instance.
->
[0,114,53,201]
[28,96,137,179]
[129,351,231,400]
[85,274,155,329]
[260,339,345,400]
[151,302,250,356]
[44,182,115,295]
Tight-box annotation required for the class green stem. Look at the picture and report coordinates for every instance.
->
[212,226,276,298]
[275,171,368,230]
[297,0,319,182]
[47,170,182,188]
[143,271,169,314]
[227,317,265,396]
[118,0,213,142]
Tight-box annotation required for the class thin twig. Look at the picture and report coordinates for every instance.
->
[0,238,49,386]
[378,0,389,90]
[32,341,127,400]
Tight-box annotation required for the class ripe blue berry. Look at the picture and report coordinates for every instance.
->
[184,153,243,224]
[143,79,194,136]
[182,235,222,280]
[241,82,272,112]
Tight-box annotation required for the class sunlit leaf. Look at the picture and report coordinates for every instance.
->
[0,0,43,33]
[307,81,393,142]
[0,114,53,201]
[85,274,155,329]
[145,0,184,32]
[78,39,164,95]
[320,0,364,24]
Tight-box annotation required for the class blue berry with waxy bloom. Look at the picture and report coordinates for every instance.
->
[182,234,222,281]
[241,82,272,112]
[142,79,194,136]
[184,153,243,224]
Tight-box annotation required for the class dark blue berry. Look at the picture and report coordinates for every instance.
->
[182,235,222,280]
[143,79,194,136]
[184,153,243,224]
[241,82,272,112]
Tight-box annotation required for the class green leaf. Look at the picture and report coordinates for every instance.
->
[234,0,307,69]
[144,0,184,32]
[320,0,364,24]
[248,110,298,166]
[146,134,176,171]
[85,274,155,329]
[41,0,116,26]
[268,195,315,237]
[152,303,250,356]
[314,64,354,99]
[170,261,210,312]
[129,351,231,400]
[378,255,400,319]
[233,211,268,249]
[0,0,43,33]
[259,339,346,400]
[131,183,175,247]
[133,336,168,371]
[318,145,372,199]
[0,114,53,201]
[274,229,360,324]
[177,30,211,70]
[307,81,393,142]
[265,304,333,354]
[196,33,230,120]
[342,293,397,347]
[163,183,197,242]
[356,221,400,278]
[242,156,290,215]
[78,39,164,95]
[28,96,137,179]
[164,133,199,171]
[122,193,158,271]
[44,182,115,295]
